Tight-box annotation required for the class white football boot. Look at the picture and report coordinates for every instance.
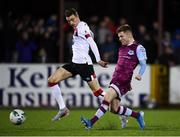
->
[120,115,128,128]
[52,107,70,121]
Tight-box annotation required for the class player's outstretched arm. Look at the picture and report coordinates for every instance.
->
[87,37,100,61]
[86,37,108,68]
[135,59,146,81]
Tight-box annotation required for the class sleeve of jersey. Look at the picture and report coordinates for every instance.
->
[87,37,101,62]
[78,25,91,39]
[136,45,147,76]
[136,45,147,60]
[78,26,101,62]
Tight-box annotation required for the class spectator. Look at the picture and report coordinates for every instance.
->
[97,20,112,45]
[88,15,99,41]
[158,45,177,67]
[1,12,179,64]
[136,24,157,64]
[15,30,37,63]
[118,17,128,26]
[38,32,58,63]
[100,34,117,63]
[103,16,117,36]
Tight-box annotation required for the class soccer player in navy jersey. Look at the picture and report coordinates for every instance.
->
[48,8,108,121]
[81,24,147,130]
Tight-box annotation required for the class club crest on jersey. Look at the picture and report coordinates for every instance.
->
[128,50,134,55]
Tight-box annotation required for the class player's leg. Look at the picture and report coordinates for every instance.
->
[109,83,145,129]
[81,87,117,129]
[111,103,145,129]
[109,96,145,129]
[110,98,128,128]
[109,100,145,129]
[88,81,128,128]
[79,64,106,100]
[87,79,105,100]
[48,66,72,121]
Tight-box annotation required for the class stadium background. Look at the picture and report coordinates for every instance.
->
[0,0,180,136]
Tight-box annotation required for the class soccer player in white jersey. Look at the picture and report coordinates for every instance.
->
[48,8,108,121]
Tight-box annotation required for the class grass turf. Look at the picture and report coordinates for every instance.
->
[0,109,180,136]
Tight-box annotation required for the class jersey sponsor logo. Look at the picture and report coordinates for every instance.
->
[128,50,134,55]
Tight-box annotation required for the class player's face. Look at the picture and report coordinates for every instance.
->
[118,32,130,45]
[66,15,79,28]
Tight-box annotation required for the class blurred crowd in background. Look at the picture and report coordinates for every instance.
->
[0,13,180,66]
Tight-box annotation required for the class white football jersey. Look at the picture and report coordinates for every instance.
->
[72,21,97,65]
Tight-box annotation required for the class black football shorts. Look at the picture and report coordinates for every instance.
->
[62,62,96,82]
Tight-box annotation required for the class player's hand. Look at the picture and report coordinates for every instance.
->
[98,60,108,68]
[135,74,142,81]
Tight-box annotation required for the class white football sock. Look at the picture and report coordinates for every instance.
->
[50,84,66,110]
[124,108,132,116]
[97,91,106,102]
[119,106,132,116]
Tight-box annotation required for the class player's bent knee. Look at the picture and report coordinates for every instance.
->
[104,90,114,101]
[48,77,58,87]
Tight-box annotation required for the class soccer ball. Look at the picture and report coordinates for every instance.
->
[9,109,26,125]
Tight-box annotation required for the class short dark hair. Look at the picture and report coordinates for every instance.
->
[116,24,132,34]
[65,8,78,17]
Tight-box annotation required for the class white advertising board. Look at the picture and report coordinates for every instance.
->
[169,66,180,104]
[0,64,150,108]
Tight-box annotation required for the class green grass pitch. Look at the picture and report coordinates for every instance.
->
[0,109,180,136]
